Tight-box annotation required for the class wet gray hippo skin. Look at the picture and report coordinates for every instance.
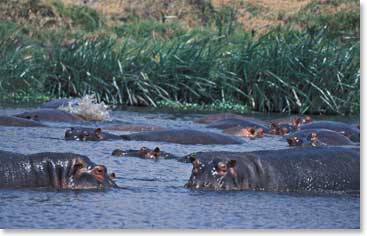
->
[206,118,269,131]
[121,129,245,145]
[39,98,79,109]
[300,121,360,142]
[15,109,84,122]
[0,151,117,189]
[286,129,356,146]
[65,127,121,141]
[0,116,46,127]
[112,147,177,159]
[184,147,359,193]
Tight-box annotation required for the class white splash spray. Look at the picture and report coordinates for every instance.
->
[59,94,111,121]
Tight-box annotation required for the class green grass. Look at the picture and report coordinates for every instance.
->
[0,0,360,115]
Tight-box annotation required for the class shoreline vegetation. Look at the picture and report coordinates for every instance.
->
[0,0,359,115]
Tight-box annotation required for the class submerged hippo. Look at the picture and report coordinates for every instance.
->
[207,118,269,131]
[184,147,359,193]
[268,116,312,135]
[0,151,117,189]
[194,113,268,125]
[121,129,245,145]
[286,129,356,147]
[300,121,360,142]
[65,127,121,141]
[39,98,79,109]
[223,127,264,139]
[0,116,46,127]
[15,109,84,122]
[112,147,177,159]
[104,124,165,132]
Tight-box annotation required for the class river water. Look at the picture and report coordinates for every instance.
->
[0,108,360,229]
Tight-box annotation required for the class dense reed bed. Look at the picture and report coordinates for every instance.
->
[0,0,359,115]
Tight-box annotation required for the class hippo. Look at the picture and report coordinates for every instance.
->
[39,98,79,109]
[0,151,117,189]
[206,118,269,131]
[300,121,360,142]
[0,116,46,127]
[112,147,177,159]
[270,115,312,127]
[184,147,359,193]
[194,113,267,125]
[120,129,245,145]
[286,133,326,147]
[15,109,84,122]
[286,129,356,147]
[65,127,121,141]
[223,127,264,139]
[104,124,165,132]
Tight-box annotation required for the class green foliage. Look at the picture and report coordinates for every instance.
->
[113,20,185,39]
[0,1,360,115]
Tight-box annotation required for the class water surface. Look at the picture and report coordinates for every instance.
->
[0,108,360,229]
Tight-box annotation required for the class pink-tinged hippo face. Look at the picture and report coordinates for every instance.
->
[67,157,117,190]
[185,157,239,190]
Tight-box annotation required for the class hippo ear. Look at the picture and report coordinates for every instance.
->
[309,132,318,140]
[248,127,256,135]
[270,122,278,129]
[94,128,103,138]
[109,173,117,179]
[189,156,196,163]
[292,117,301,129]
[189,156,200,167]
[303,116,312,123]
[227,160,236,168]
[287,137,296,146]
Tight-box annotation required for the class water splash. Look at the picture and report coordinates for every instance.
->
[59,94,111,121]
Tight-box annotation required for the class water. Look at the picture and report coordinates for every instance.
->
[0,108,360,229]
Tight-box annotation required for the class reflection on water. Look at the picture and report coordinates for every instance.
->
[0,108,360,229]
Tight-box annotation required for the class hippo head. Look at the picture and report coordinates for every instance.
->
[287,136,303,146]
[287,133,322,147]
[185,156,239,190]
[19,114,39,121]
[237,127,264,139]
[65,127,104,141]
[291,117,302,129]
[302,115,312,124]
[63,157,117,190]
[142,147,161,159]
[270,123,290,135]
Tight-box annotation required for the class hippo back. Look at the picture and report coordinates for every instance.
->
[15,109,84,122]
[301,121,360,142]
[207,118,269,130]
[0,116,46,127]
[185,147,359,193]
[286,129,356,146]
[122,129,245,145]
[39,98,79,109]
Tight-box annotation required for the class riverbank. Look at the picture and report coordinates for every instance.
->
[0,0,360,115]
